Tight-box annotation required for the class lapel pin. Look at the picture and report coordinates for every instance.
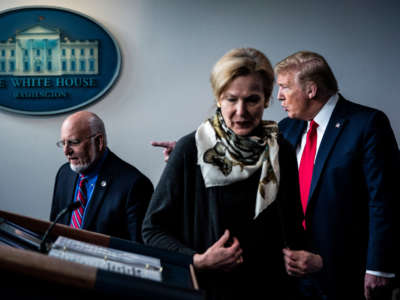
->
[335,123,341,128]
[100,180,107,187]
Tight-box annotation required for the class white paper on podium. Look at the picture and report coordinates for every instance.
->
[49,236,162,282]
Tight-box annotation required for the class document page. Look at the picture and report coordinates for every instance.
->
[49,236,162,281]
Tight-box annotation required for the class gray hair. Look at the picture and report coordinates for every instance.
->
[88,113,107,146]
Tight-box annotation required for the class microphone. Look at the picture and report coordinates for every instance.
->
[40,201,81,253]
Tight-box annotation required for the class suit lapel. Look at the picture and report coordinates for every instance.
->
[82,153,112,229]
[62,171,79,225]
[308,96,348,204]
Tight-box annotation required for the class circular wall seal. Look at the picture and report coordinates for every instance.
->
[0,6,121,115]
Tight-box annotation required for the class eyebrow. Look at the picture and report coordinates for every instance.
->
[228,91,261,96]
[224,93,238,98]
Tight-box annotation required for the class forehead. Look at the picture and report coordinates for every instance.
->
[277,70,299,85]
[61,118,90,138]
[224,73,264,94]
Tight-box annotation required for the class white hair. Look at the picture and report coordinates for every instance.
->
[88,113,107,146]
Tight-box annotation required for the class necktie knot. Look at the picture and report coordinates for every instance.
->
[79,175,88,183]
[310,120,319,131]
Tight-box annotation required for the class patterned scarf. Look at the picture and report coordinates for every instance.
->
[195,108,280,218]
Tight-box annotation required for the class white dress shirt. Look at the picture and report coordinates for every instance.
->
[296,94,338,165]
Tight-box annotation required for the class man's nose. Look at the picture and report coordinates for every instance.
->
[63,143,73,156]
[277,88,284,101]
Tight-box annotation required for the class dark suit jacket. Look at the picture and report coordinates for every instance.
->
[50,150,154,242]
[279,95,398,299]
[143,132,304,299]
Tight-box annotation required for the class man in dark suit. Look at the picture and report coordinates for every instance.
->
[50,111,153,242]
[276,51,398,300]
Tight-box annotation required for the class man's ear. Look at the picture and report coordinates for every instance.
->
[306,81,318,100]
[95,134,105,151]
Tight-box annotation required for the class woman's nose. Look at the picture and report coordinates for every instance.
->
[235,100,247,116]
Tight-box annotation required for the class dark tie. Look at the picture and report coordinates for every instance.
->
[299,120,318,229]
[70,175,88,229]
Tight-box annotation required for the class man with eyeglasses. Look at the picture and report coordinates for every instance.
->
[50,111,153,242]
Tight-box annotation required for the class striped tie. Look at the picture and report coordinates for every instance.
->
[70,175,88,229]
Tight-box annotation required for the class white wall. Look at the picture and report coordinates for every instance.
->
[1,0,399,220]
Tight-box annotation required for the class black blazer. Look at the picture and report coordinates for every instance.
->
[50,150,154,242]
[279,95,398,299]
[143,132,304,299]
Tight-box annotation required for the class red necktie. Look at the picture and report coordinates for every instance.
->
[299,120,318,229]
[71,175,88,229]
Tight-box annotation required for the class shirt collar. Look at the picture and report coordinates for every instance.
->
[311,93,339,131]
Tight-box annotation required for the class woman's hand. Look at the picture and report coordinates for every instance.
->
[282,248,323,277]
[193,229,243,272]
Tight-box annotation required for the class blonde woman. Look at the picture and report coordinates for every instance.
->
[143,48,305,300]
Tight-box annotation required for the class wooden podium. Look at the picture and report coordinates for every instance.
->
[0,210,204,300]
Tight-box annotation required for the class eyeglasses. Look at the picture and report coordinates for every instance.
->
[56,134,98,148]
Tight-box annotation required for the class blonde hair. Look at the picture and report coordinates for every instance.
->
[210,48,274,106]
[275,51,338,97]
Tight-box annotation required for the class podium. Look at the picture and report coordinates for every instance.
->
[0,210,204,299]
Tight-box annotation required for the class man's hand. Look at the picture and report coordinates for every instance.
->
[193,229,243,272]
[282,248,323,277]
[364,273,393,300]
[151,141,177,162]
